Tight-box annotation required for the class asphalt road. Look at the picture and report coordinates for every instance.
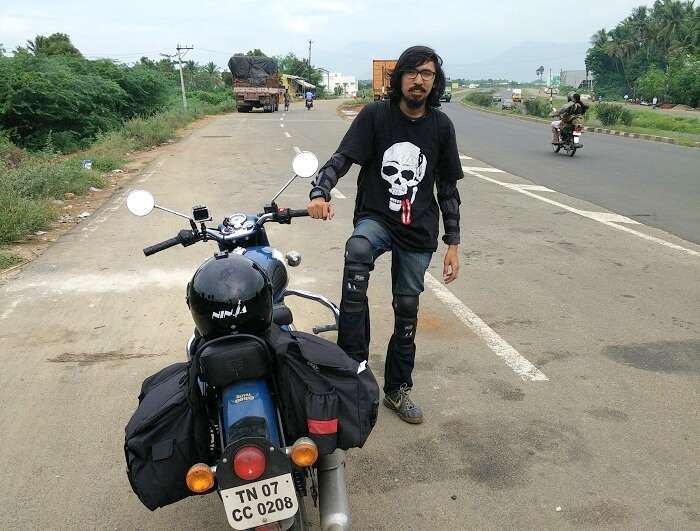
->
[0,100,698,530]
[441,100,700,244]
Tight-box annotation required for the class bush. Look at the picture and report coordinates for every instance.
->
[2,158,105,200]
[464,91,494,107]
[594,102,626,126]
[524,97,552,118]
[0,189,54,243]
[619,108,634,126]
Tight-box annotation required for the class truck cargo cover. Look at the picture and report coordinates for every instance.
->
[228,56,278,85]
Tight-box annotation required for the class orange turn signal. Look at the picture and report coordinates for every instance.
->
[290,437,318,468]
[186,463,215,493]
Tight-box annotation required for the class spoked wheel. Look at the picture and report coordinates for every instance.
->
[552,143,561,153]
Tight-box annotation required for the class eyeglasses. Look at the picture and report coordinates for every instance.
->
[404,69,436,81]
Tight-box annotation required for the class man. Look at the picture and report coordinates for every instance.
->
[284,89,290,112]
[307,45,463,424]
[305,90,314,108]
[552,93,586,143]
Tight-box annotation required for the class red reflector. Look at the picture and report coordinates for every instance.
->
[308,418,338,435]
[233,446,266,481]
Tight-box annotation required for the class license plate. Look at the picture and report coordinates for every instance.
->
[221,474,298,530]
[574,136,580,144]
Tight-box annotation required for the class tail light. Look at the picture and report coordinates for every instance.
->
[186,463,215,493]
[233,446,267,481]
[290,437,318,468]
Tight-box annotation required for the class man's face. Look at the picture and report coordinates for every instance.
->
[401,60,436,109]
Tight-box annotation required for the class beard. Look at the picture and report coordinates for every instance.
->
[403,87,428,109]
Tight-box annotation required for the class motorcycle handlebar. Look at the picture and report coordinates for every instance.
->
[143,229,199,256]
[143,237,181,256]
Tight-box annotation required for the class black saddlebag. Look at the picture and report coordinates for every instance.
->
[197,334,271,387]
[270,327,379,455]
[124,362,211,510]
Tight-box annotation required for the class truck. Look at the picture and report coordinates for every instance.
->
[511,88,523,102]
[228,55,285,113]
[373,59,397,100]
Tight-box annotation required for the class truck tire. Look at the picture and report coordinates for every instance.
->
[237,105,251,113]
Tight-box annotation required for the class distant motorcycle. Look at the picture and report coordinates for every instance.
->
[552,123,583,157]
[305,99,313,110]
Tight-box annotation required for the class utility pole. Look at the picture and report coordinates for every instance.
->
[308,40,313,85]
[176,44,194,110]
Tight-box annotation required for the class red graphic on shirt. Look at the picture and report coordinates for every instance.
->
[401,198,411,225]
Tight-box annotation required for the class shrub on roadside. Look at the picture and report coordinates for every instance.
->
[524,97,552,118]
[464,91,494,107]
[0,251,24,269]
[0,189,54,244]
[619,108,634,126]
[594,102,626,126]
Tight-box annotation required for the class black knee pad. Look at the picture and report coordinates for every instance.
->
[341,236,374,312]
[392,295,419,346]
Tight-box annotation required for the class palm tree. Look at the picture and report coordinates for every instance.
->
[656,0,687,49]
[591,28,609,47]
[204,62,218,75]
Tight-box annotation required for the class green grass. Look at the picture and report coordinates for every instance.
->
[0,250,25,269]
[0,97,236,245]
[627,109,700,134]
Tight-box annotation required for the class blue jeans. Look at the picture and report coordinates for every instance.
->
[337,218,433,392]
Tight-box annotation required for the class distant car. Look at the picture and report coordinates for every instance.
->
[492,95,502,103]
[439,91,452,102]
[501,99,515,110]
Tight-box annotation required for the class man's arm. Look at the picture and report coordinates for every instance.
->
[309,152,354,202]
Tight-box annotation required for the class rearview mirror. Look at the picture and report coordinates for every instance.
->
[292,152,319,178]
[126,190,155,216]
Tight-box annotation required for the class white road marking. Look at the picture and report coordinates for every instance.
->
[331,189,346,199]
[462,166,505,173]
[459,155,472,160]
[467,170,700,257]
[511,184,555,193]
[424,273,548,382]
[293,146,302,154]
[280,124,285,128]
[285,132,292,138]
[280,117,284,121]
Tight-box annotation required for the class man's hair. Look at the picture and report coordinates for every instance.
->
[573,93,581,102]
[389,45,446,108]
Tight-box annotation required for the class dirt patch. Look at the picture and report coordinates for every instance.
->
[0,118,216,277]
[565,499,631,526]
[584,407,629,422]
[603,340,700,374]
[337,103,366,121]
[48,350,168,364]
[481,378,525,401]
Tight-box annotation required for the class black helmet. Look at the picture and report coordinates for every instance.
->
[187,252,273,338]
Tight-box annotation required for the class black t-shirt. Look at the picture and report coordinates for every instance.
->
[336,101,463,251]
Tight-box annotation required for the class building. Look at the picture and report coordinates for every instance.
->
[281,74,316,97]
[319,73,358,97]
[560,70,593,91]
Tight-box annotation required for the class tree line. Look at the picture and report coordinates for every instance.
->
[585,0,699,106]
[0,34,230,152]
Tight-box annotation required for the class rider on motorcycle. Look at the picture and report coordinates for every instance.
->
[551,93,587,144]
[305,90,314,108]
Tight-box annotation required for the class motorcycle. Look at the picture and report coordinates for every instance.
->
[125,152,351,531]
[551,107,584,157]
[305,99,313,110]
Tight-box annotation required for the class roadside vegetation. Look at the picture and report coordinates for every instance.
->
[0,33,236,262]
[461,88,700,145]
[586,1,699,105]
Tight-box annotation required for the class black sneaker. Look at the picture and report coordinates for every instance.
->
[383,384,424,424]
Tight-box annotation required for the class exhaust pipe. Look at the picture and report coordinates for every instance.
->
[317,449,351,531]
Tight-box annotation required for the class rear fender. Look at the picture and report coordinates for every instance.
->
[221,379,282,448]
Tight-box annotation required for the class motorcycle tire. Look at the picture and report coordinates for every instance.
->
[552,144,561,153]
[569,147,577,157]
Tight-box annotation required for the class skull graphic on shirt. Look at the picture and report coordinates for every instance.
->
[380,142,427,225]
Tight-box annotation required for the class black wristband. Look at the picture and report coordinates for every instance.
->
[309,187,331,202]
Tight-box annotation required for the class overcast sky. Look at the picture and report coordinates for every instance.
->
[2,1,651,80]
